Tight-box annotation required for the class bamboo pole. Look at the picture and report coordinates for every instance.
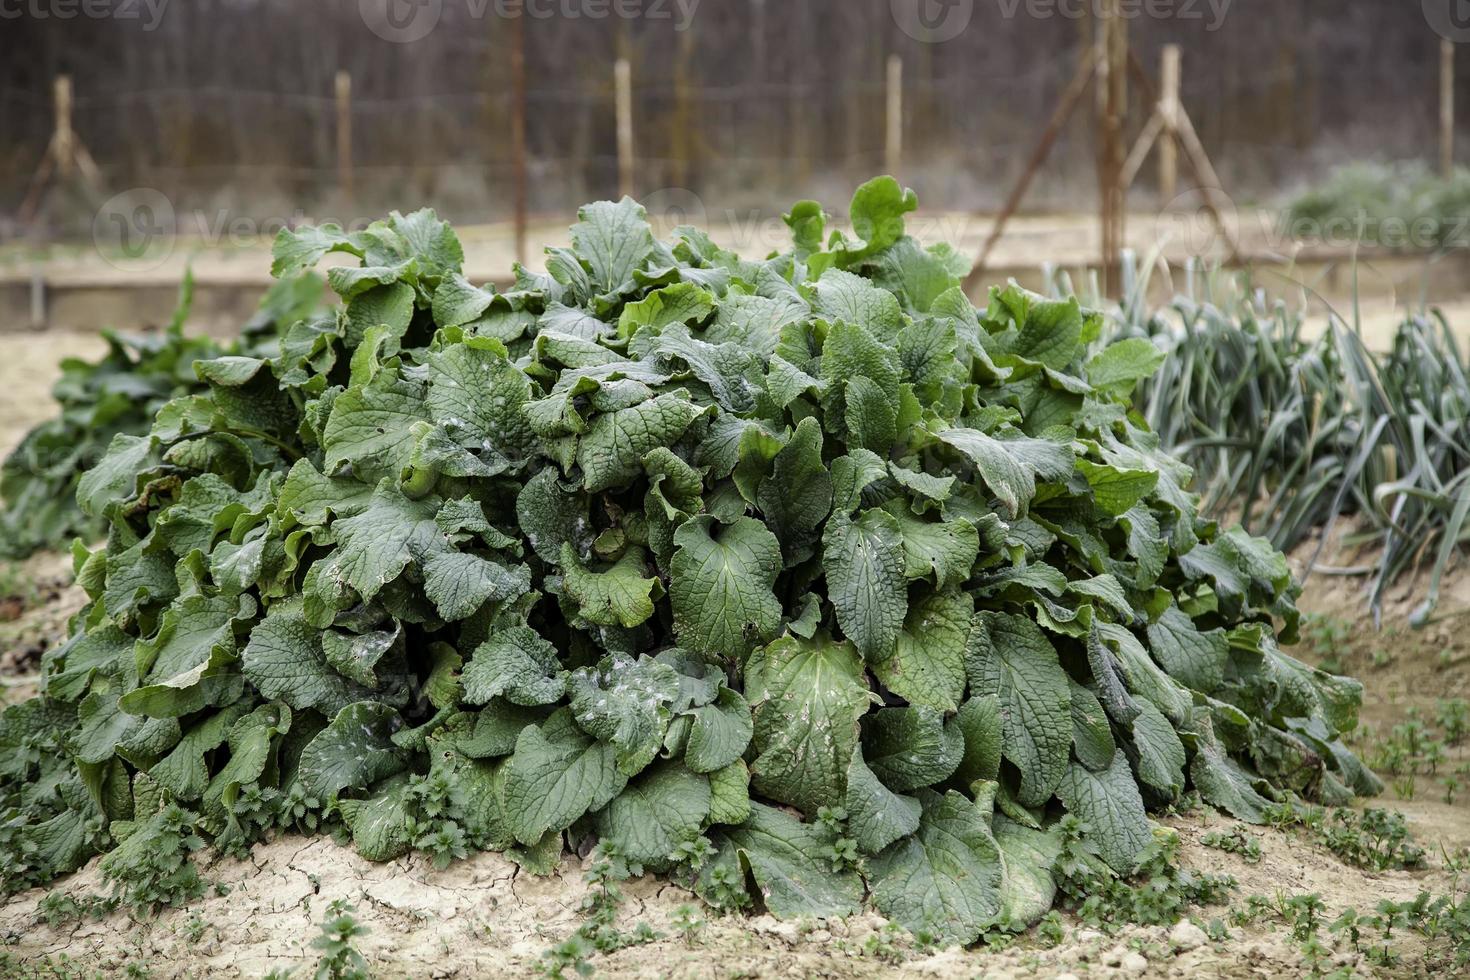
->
[1120,112,1164,190]
[510,14,528,265]
[54,76,74,179]
[20,74,99,223]
[1158,45,1180,201]
[335,71,353,203]
[1096,5,1126,296]
[1111,13,1127,289]
[964,50,1097,290]
[1172,107,1240,261]
[1442,39,1456,179]
[615,58,634,199]
[886,54,903,176]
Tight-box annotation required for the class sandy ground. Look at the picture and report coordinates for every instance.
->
[0,333,102,684]
[0,331,106,447]
[0,206,1450,289]
[2,331,1470,978]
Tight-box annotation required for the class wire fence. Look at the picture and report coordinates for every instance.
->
[0,0,1455,238]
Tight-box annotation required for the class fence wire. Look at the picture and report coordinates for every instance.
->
[0,0,1453,237]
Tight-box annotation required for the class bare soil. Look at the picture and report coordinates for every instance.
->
[0,550,82,699]
[0,331,103,702]
[0,797,1466,980]
[0,331,105,445]
[2,334,1469,979]
[1290,524,1470,731]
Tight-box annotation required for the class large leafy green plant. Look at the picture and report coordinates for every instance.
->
[0,273,324,559]
[0,179,1375,943]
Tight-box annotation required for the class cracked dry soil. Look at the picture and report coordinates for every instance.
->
[1,795,1468,979]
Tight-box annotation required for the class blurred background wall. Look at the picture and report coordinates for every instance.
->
[0,0,1455,234]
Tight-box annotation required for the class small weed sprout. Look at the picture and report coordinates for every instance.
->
[311,900,369,980]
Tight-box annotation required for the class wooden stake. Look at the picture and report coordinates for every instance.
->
[671,31,695,189]
[886,54,903,177]
[1112,13,1128,288]
[964,50,1096,290]
[19,74,101,224]
[1110,48,1240,264]
[18,149,56,224]
[1120,112,1164,190]
[335,71,353,203]
[1174,109,1226,208]
[1442,39,1456,179]
[615,58,634,199]
[1094,15,1108,119]
[54,76,74,180]
[510,13,528,265]
[1095,12,1110,293]
[30,266,46,332]
[1096,5,1127,296]
[1158,44,1180,201]
[52,75,99,185]
[1172,107,1240,261]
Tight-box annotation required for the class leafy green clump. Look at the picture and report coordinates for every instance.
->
[0,272,325,559]
[0,178,1376,944]
[1199,826,1262,863]
[1113,279,1470,622]
[1053,816,1236,933]
[311,900,371,980]
[1264,800,1426,873]
[1241,886,1470,973]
